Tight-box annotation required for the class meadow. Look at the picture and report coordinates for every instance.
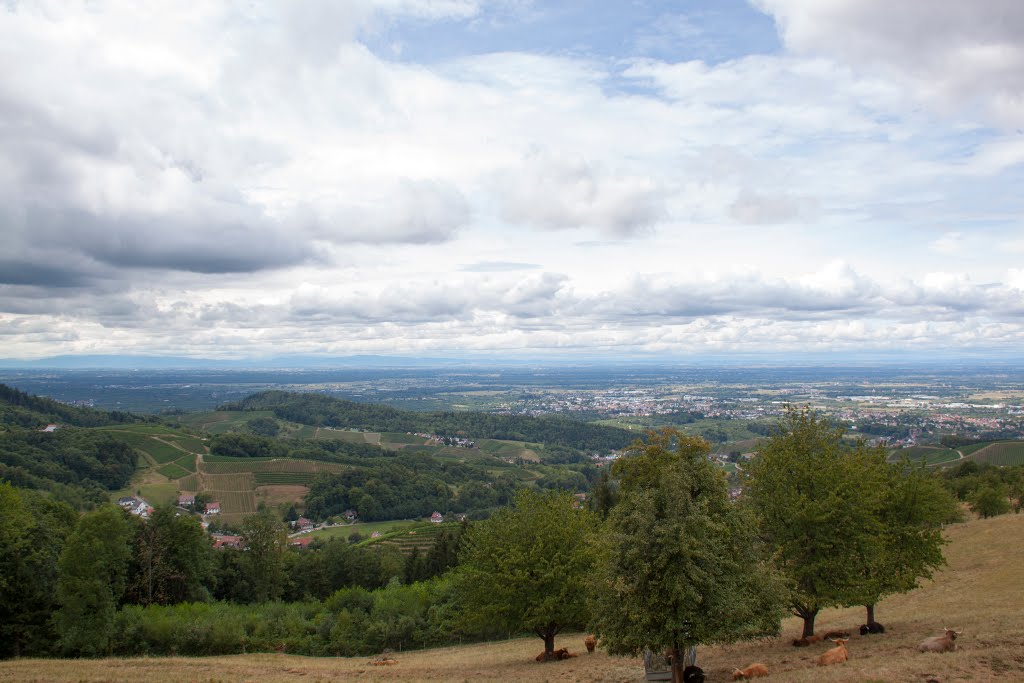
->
[3,512,1021,682]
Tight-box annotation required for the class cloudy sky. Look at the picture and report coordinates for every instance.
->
[2,0,1023,362]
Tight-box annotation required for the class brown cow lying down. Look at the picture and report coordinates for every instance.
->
[792,634,822,647]
[817,638,850,666]
[918,628,962,653]
[536,648,578,662]
[732,662,769,679]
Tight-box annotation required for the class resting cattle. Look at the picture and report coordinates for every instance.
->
[817,638,850,666]
[536,648,577,661]
[918,628,962,653]
[822,630,850,639]
[792,634,822,647]
[732,662,769,679]
[682,665,705,683]
[584,634,597,653]
[859,622,886,635]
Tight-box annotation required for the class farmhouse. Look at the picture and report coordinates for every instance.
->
[178,494,195,507]
[343,509,358,522]
[205,501,221,515]
[430,511,444,523]
[211,534,243,549]
[295,517,313,530]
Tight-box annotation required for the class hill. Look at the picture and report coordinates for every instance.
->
[4,512,1021,682]
[0,382,144,429]
[221,390,635,452]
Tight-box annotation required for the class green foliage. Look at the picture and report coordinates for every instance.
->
[241,509,288,602]
[0,427,137,508]
[222,390,634,452]
[969,484,1011,518]
[125,506,215,606]
[247,415,281,437]
[0,383,144,429]
[451,489,597,656]
[55,506,133,656]
[744,407,890,636]
[590,430,784,677]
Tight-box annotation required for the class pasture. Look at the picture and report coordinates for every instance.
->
[8,512,1023,682]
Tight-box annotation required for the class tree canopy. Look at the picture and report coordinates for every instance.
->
[590,429,784,683]
[451,488,597,658]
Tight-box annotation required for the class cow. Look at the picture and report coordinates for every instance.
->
[792,634,822,647]
[536,649,576,662]
[731,662,770,679]
[817,638,850,666]
[859,622,886,635]
[584,634,597,653]
[682,665,705,683]
[822,630,851,639]
[918,628,962,653]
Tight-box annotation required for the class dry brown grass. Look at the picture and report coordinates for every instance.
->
[3,514,1022,683]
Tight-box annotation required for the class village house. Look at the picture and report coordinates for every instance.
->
[211,534,243,550]
[205,501,221,515]
[294,517,313,531]
[343,509,358,523]
[430,511,444,523]
[177,494,195,507]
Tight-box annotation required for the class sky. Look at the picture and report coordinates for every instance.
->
[2,0,1023,362]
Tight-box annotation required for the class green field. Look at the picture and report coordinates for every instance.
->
[97,430,191,465]
[889,445,962,466]
[968,441,1024,466]
[368,522,460,555]
[304,519,421,541]
[477,438,542,461]
[202,458,345,475]
[157,462,190,479]
[175,410,276,434]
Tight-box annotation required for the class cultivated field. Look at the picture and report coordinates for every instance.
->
[5,513,1022,682]
[967,441,1024,467]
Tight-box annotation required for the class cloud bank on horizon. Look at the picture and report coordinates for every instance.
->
[1,0,1023,360]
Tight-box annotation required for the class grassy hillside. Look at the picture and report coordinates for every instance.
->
[6,513,1023,682]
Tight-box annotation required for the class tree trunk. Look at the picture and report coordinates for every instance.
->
[670,646,682,683]
[866,603,875,626]
[793,604,818,638]
[536,623,558,661]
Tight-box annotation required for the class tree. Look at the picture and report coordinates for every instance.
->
[590,430,784,683]
[125,506,214,605]
[848,457,956,628]
[241,508,288,602]
[451,488,597,660]
[54,506,133,655]
[744,407,885,637]
[970,484,1011,519]
[0,485,78,657]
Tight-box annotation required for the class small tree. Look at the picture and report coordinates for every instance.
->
[970,484,1011,519]
[451,488,597,660]
[590,429,784,683]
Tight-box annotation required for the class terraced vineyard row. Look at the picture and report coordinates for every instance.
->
[202,490,257,514]
[254,471,323,486]
[203,458,345,475]
[370,523,458,556]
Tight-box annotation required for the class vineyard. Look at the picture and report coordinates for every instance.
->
[968,441,1024,466]
[368,522,460,556]
[203,459,345,475]
[889,446,962,466]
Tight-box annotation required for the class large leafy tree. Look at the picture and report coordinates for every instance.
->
[850,459,956,627]
[590,430,784,683]
[452,488,597,660]
[745,407,897,637]
[54,505,133,655]
[241,508,288,602]
[126,506,214,605]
